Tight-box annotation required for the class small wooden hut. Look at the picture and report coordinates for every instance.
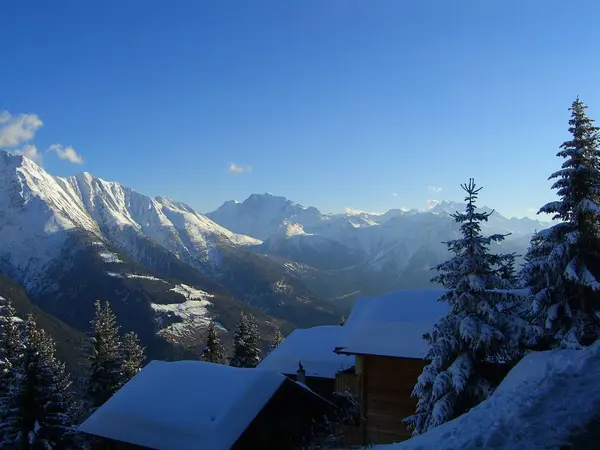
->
[79,360,334,450]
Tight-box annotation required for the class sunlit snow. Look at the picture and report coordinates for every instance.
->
[151,284,214,338]
[98,251,123,264]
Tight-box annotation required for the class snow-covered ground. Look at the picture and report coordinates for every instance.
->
[98,251,123,264]
[151,284,214,339]
[368,341,600,450]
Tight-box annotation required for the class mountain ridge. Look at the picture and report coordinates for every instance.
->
[0,153,342,359]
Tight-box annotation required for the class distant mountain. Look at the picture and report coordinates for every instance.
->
[0,153,341,359]
[208,194,326,240]
[252,222,366,270]
[208,193,548,309]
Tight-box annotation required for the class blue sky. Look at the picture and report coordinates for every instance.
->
[1,1,600,218]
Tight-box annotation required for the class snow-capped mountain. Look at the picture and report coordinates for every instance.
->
[209,193,548,300]
[0,153,340,358]
[208,194,327,240]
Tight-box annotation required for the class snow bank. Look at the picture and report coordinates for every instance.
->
[372,341,600,450]
[78,360,287,450]
[258,326,354,378]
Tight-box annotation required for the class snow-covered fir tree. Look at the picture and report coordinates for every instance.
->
[0,298,23,394]
[230,313,262,368]
[522,98,600,349]
[0,315,75,449]
[85,300,122,410]
[201,320,227,364]
[120,331,145,384]
[268,325,284,354]
[404,179,537,436]
[0,298,23,444]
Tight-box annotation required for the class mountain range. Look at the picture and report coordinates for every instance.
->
[0,152,546,362]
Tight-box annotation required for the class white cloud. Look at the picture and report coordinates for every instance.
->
[13,144,44,165]
[0,111,43,148]
[428,185,442,193]
[426,199,440,210]
[48,144,84,164]
[392,192,398,197]
[0,110,84,165]
[228,163,252,173]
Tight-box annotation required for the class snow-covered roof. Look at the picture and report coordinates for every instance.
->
[78,360,289,450]
[338,290,449,359]
[339,289,529,359]
[257,325,355,378]
[373,340,600,450]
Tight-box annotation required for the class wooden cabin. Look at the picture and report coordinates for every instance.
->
[257,325,355,401]
[332,290,448,445]
[79,360,335,450]
[334,289,523,446]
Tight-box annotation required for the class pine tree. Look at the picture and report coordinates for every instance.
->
[268,325,284,353]
[120,332,145,385]
[1,315,75,449]
[405,179,536,436]
[498,252,518,288]
[0,298,23,395]
[524,98,600,349]
[0,298,23,444]
[230,313,262,368]
[201,321,227,364]
[85,300,122,410]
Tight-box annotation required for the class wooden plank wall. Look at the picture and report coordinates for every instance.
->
[335,371,359,396]
[362,355,427,445]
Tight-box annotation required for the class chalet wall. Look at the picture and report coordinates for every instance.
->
[361,355,427,445]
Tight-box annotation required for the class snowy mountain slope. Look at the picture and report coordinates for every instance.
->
[207,194,329,240]
[209,194,547,290]
[30,229,289,359]
[0,154,340,347]
[252,222,366,270]
[0,274,86,374]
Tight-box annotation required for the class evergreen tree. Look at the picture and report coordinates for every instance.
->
[120,332,145,385]
[85,300,122,410]
[0,298,23,394]
[523,98,600,349]
[268,325,284,353]
[405,179,536,436]
[1,315,75,449]
[0,298,23,445]
[201,321,227,364]
[498,252,518,288]
[230,313,262,368]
